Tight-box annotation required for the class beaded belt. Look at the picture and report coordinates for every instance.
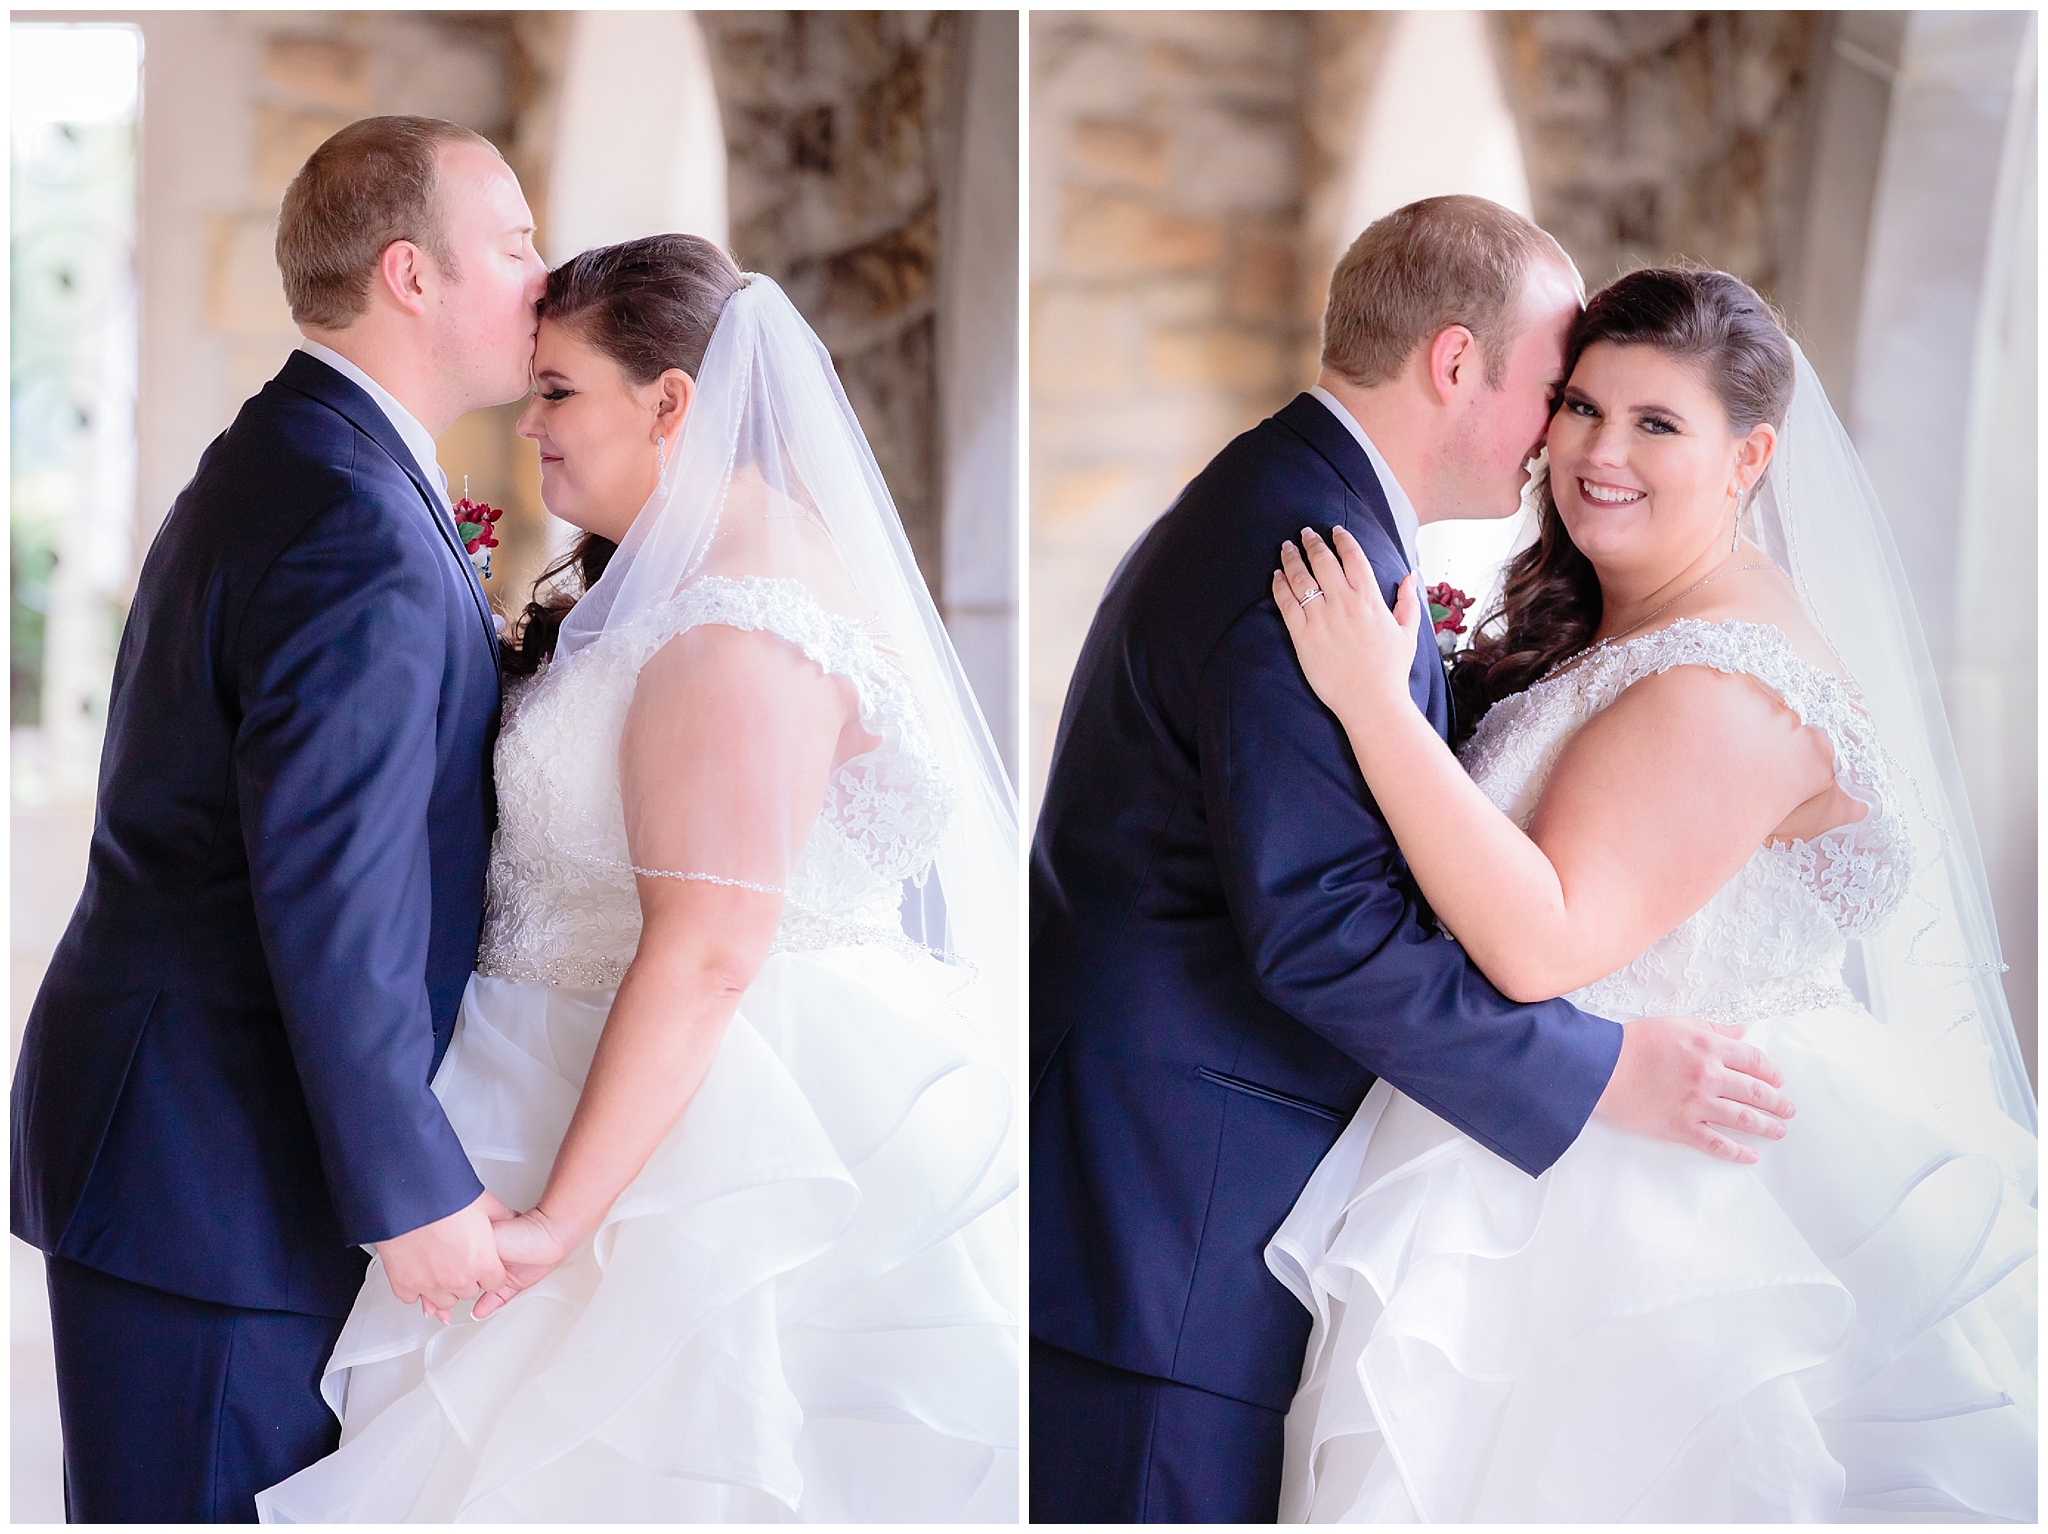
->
[1684,977,1860,1027]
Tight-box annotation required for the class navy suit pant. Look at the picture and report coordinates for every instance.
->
[45,1254,345,1523]
[1030,1337,1284,1523]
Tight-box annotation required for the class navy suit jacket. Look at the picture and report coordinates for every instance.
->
[12,351,498,1319]
[1030,394,1625,1412]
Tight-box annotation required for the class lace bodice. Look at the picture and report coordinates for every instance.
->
[1459,619,1908,1025]
[477,575,957,990]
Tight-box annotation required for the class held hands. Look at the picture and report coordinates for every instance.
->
[1274,526,1422,721]
[378,1190,509,1324]
[1595,1017,1796,1164]
[472,1202,573,1321]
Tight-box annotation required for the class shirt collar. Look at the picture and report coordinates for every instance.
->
[1309,385,1421,573]
[297,339,451,514]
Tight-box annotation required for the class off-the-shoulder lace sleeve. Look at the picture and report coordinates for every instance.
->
[1597,621,1906,937]
[610,575,957,887]
[1464,618,1908,939]
[476,575,962,990]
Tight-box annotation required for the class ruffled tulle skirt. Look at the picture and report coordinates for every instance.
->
[1268,1002,2036,1522]
[256,946,1018,1522]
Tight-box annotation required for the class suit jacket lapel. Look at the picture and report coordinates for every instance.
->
[278,352,499,655]
[1274,393,1448,737]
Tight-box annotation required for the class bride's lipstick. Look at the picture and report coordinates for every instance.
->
[1577,477,1645,505]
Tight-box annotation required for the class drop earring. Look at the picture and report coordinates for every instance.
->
[656,435,668,492]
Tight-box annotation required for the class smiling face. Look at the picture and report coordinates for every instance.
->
[428,141,548,411]
[1547,340,1776,580]
[516,317,692,542]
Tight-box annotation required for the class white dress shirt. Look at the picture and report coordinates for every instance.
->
[1309,385,1422,575]
[297,339,453,518]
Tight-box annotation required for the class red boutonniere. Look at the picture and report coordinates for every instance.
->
[452,480,503,580]
[1427,582,1473,658]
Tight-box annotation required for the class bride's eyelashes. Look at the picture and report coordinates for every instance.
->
[538,387,574,402]
[1560,394,1681,436]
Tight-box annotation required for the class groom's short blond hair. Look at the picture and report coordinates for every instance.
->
[1322,195,1578,390]
[276,115,501,330]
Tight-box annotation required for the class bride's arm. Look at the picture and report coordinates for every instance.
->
[477,624,847,1315]
[1275,527,1837,1004]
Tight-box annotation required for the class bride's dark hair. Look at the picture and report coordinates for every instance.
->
[1447,266,1795,742]
[501,232,747,676]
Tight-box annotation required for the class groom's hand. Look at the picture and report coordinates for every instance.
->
[1594,1016,1795,1164]
[378,1191,507,1322]
[472,1204,572,1321]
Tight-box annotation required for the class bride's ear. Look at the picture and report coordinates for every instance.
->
[653,368,696,438]
[1733,420,1776,497]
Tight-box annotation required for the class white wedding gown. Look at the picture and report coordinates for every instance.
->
[258,576,1019,1522]
[1269,620,2036,1523]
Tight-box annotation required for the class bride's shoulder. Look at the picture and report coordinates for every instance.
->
[1663,565,1846,683]
[1598,590,1863,765]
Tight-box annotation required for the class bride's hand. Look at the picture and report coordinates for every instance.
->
[472,1204,573,1321]
[1274,526,1423,724]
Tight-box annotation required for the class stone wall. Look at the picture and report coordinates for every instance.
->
[1296,12,1395,365]
[1489,11,1823,301]
[700,11,961,602]
[1028,10,1314,803]
[1026,8,2035,1075]
[1028,9,1837,809]
[41,8,1009,729]
[89,11,548,611]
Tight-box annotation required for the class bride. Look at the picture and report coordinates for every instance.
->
[1267,267,2035,1521]
[258,236,1019,1521]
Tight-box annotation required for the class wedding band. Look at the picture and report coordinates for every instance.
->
[1298,587,1324,607]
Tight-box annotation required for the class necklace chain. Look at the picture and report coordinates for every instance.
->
[1553,562,1774,678]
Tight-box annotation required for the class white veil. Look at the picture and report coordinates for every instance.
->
[554,272,1019,1074]
[1747,344,2036,1143]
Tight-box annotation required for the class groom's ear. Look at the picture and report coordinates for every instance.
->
[376,239,434,318]
[1425,324,1479,406]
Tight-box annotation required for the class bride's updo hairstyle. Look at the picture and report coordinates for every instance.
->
[502,232,746,675]
[1449,266,1795,741]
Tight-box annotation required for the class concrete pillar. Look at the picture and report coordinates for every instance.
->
[937,13,1020,774]
[545,11,727,265]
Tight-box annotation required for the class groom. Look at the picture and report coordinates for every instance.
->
[1030,196,1792,1522]
[11,117,547,1520]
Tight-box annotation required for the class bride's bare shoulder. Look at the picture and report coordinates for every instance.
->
[1672,561,1848,681]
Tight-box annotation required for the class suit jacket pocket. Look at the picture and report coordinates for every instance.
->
[1195,1066,1344,1123]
